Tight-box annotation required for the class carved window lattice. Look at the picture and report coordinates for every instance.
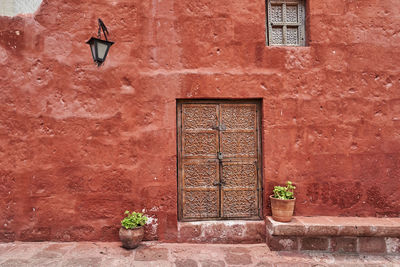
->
[266,0,306,46]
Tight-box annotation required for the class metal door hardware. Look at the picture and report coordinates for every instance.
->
[211,124,226,131]
[213,181,226,186]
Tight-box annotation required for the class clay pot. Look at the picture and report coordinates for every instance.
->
[270,195,296,222]
[119,227,144,249]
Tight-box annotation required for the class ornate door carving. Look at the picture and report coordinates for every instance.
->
[178,100,262,221]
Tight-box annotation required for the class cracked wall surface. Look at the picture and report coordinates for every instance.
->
[0,0,399,242]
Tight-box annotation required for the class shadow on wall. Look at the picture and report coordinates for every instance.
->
[0,0,42,17]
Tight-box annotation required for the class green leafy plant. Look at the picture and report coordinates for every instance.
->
[272,181,296,200]
[121,211,148,229]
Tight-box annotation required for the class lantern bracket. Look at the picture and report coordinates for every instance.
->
[97,18,109,41]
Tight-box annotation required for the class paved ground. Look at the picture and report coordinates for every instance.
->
[0,242,399,266]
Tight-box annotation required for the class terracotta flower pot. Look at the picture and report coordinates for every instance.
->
[119,227,144,249]
[270,195,296,222]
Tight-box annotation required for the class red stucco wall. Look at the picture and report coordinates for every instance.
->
[0,0,399,242]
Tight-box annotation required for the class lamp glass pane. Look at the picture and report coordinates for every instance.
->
[97,42,108,60]
[90,42,96,61]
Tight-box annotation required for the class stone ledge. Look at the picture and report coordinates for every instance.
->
[266,216,400,237]
[177,220,265,244]
[266,216,400,254]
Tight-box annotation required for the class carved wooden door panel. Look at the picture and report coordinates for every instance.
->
[220,104,260,218]
[179,104,220,219]
[178,100,262,221]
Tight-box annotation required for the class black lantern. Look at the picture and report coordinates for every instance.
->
[86,19,114,66]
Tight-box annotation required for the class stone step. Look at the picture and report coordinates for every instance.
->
[177,220,266,243]
[266,216,400,254]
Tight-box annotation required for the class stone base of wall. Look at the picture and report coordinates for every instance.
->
[266,216,400,254]
[267,235,400,254]
[177,220,266,243]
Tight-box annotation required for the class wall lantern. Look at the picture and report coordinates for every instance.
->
[86,19,114,67]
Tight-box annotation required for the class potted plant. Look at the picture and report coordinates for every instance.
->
[119,210,148,249]
[270,181,296,222]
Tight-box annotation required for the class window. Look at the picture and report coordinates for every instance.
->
[266,0,306,46]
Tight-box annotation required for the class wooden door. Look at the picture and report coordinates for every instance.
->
[177,100,262,221]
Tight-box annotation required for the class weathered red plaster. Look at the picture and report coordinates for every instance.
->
[0,0,399,242]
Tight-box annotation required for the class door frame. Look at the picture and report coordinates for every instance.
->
[177,99,263,221]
